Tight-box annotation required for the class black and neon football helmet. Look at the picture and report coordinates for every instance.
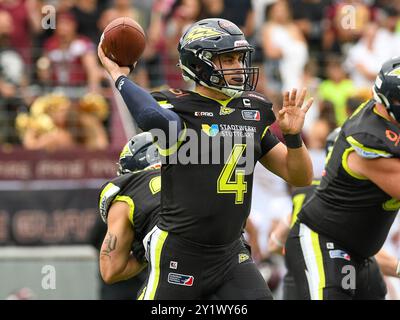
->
[118,132,160,175]
[373,56,400,122]
[178,18,258,98]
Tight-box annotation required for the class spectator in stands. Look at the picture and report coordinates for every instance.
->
[373,6,400,62]
[323,0,371,53]
[221,0,254,37]
[21,93,77,151]
[0,0,42,65]
[42,11,101,90]
[261,0,309,93]
[102,0,145,27]
[288,0,330,70]
[344,23,383,89]
[164,0,204,88]
[0,10,26,145]
[71,0,109,45]
[76,93,109,150]
[318,55,355,126]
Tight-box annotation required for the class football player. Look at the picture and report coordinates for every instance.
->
[99,132,160,288]
[98,18,314,300]
[285,57,400,300]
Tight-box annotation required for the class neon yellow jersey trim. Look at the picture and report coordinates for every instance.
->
[341,147,368,180]
[349,101,368,119]
[112,195,135,226]
[195,91,234,107]
[148,230,168,300]
[291,193,306,228]
[156,122,187,157]
[261,126,270,140]
[310,230,326,300]
[346,136,392,158]
[99,182,115,209]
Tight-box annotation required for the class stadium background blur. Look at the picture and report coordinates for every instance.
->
[1,0,400,299]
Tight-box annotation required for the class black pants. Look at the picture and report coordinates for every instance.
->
[138,226,272,300]
[285,221,387,300]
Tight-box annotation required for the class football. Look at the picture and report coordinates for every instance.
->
[100,17,146,67]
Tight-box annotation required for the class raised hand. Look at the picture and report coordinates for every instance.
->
[275,88,314,135]
[97,43,131,82]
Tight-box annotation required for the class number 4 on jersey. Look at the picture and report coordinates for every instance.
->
[217,144,247,204]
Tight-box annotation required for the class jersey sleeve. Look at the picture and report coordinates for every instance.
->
[98,182,121,223]
[257,99,280,155]
[260,127,280,155]
[150,90,188,157]
[346,132,395,159]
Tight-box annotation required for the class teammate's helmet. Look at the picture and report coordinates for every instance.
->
[372,56,400,122]
[325,127,341,155]
[117,132,160,175]
[178,18,259,98]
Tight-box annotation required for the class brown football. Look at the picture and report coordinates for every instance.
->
[100,17,146,67]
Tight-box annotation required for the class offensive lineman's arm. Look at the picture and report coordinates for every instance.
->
[260,89,314,187]
[99,201,146,284]
[347,153,400,200]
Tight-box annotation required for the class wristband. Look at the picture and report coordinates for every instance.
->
[396,260,400,277]
[115,75,127,90]
[283,133,303,149]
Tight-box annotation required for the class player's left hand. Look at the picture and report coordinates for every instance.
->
[275,88,314,135]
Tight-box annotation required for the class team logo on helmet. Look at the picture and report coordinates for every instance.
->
[387,67,400,78]
[119,144,133,160]
[182,26,224,47]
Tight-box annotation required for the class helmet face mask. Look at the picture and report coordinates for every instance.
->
[178,18,259,98]
[372,57,400,123]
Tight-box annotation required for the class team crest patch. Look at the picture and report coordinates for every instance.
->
[329,250,351,261]
[219,106,235,115]
[167,273,194,286]
[241,110,260,121]
[238,253,250,264]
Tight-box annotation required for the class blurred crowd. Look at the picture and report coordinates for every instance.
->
[0,0,398,151]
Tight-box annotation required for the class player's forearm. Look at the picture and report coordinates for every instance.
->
[286,145,313,186]
[375,249,399,278]
[100,253,145,284]
[115,76,182,136]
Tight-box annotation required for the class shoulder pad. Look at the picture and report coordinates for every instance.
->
[99,182,121,223]
[241,92,273,105]
[346,134,393,159]
[98,174,134,223]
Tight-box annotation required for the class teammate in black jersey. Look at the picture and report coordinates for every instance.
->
[99,132,161,287]
[98,18,314,300]
[285,57,400,300]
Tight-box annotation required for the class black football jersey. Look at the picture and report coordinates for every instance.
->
[150,89,279,245]
[98,169,161,262]
[299,100,400,257]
